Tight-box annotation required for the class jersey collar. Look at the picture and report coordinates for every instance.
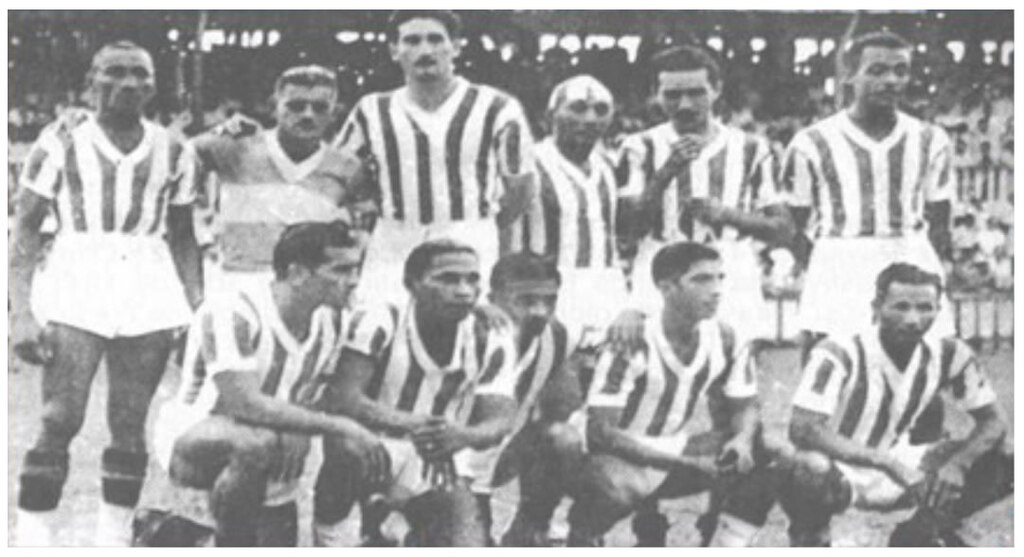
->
[86,114,155,165]
[651,312,710,376]
[264,128,326,184]
[407,302,470,375]
[397,76,470,125]
[838,109,910,152]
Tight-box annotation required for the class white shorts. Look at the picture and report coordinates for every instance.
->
[30,234,192,338]
[798,235,955,339]
[631,238,772,343]
[558,267,630,350]
[152,401,304,507]
[357,219,499,306]
[834,442,931,510]
[204,263,275,300]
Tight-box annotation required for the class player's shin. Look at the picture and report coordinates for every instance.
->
[16,448,70,546]
[95,448,149,546]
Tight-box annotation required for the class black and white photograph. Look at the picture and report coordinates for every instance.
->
[6,8,1016,547]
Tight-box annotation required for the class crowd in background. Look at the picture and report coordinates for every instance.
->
[9,30,1015,297]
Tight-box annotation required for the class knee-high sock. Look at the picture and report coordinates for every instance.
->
[16,448,70,546]
[96,448,148,546]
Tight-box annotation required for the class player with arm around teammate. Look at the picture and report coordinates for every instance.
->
[776,262,1011,546]
[312,239,518,546]
[566,243,777,547]
[150,221,389,546]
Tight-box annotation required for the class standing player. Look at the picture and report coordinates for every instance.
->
[778,263,1011,546]
[333,10,535,305]
[312,240,519,546]
[568,243,777,547]
[618,45,794,343]
[780,31,956,346]
[192,64,364,295]
[10,41,202,546]
[151,222,389,546]
[506,75,629,350]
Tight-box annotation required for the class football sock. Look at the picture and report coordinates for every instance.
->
[708,513,760,547]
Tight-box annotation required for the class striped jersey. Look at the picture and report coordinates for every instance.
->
[345,302,517,425]
[509,319,574,431]
[192,129,356,271]
[333,77,533,224]
[619,120,777,243]
[174,282,345,416]
[792,330,997,449]
[780,110,954,238]
[588,316,757,438]
[19,114,197,237]
[505,138,619,268]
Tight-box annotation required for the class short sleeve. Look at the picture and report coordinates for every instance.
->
[746,136,782,209]
[494,96,534,178]
[474,325,517,398]
[924,128,954,203]
[617,133,649,198]
[192,297,260,376]
[942,339,998,412]
[168,139,199,206]
[332,98,371,155]
[587,348,643,409]
[721,329,758,399]
[19,129,64,200]
[791,340,852,416]
[778,136,817,208]
[344,304,399,359]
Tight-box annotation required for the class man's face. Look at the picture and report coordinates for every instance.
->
[275,84,336,143]
[90,47,155,117]
[552,94,613,153]
[491,279,560,342]
[661,258,723,321]
[391,18,460,83]
[413,251,481,321]
[304,246,363,310]
[874,282,940,345]
[656,68,719,134]
[849,46,911,111]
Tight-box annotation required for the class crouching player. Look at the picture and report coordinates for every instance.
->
[777,262,1012,546]
[312,239,518,546]
[567,242,776,547]
[148,222,389,546]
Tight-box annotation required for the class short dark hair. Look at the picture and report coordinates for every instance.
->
[651,242,721,285]
[274,65,338,96]
[874,262,943,304]
[403,238,477,290]
[843,30,913,74]
[272,221,358,280]
[490,252,562,292]
[386,10,462,43]
[651,45,721,89]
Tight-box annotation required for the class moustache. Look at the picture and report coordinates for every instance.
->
[415,57,437,67]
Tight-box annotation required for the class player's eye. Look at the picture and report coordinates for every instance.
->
[105,66,128,78]
[567,101,588,114]
[593,103,611,116]
[662,90,684,101]
[286,100,330,114]
[403,35,421,46]
[427,33,446,45]
[130,67,151,79]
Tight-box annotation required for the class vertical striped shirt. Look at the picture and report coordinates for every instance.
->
[780,110,954,238]
[19,114,197,237]
[505,138,619,268]
[509,320,574,431]
[174,282,344,415]
[333,77,533,224]
[619,120,778,243]
[588,317,757,438]
[345,302,517,424]
[792,330,997,449]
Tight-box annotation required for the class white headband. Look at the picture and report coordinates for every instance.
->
[547,75,613,112]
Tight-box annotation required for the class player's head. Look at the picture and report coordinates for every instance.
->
[272,221,363,310]
[843,30,913,112]
[548,75,614,156]
[872,262,943,345]
[387,10,462,84]
[273,65,339,143]
[651,45,721,134]
[87,41,155,118]
[652,242,723,320]
[404,239,480,322]
[489,252,562,341]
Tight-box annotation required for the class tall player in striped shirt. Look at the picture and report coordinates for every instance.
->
[778,263,1010,546]
[151,222,389,546]
[780,31,956,344]
[568,243,776,547]
[10,42,202,546]
[312,240,518,546]
[506,75,629,350]
[334,10,535,305]
[192,65,364,295]
[618,46,794,343]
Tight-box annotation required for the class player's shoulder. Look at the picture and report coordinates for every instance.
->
[197,288,262,330]
[936,335,976,370]
[471,81,522,107]
[349,301,403,333]
[710,320,736,355]
[812,334,857,370]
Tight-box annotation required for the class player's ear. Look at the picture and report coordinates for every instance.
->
[285,261,313,284]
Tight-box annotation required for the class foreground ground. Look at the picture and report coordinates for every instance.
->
[7,340,1014,546]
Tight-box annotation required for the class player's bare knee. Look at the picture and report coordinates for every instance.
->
[38,404,87,448]
[229,427,278,472]
[541,422,582,455]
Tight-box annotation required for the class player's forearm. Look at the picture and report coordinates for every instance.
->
[589,421,678,471]
[790,420,889,471]
[167,210,204,308]
[925,200,952,260]
[496,174,535,228]
[640,169,674,227]
[727,398,761,445]
[720,205,796,245]
[945,406,1007,473]
[10,206,46,318]
[341,396,425,437]
[225,393,363,439]
[461,397,516,450]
